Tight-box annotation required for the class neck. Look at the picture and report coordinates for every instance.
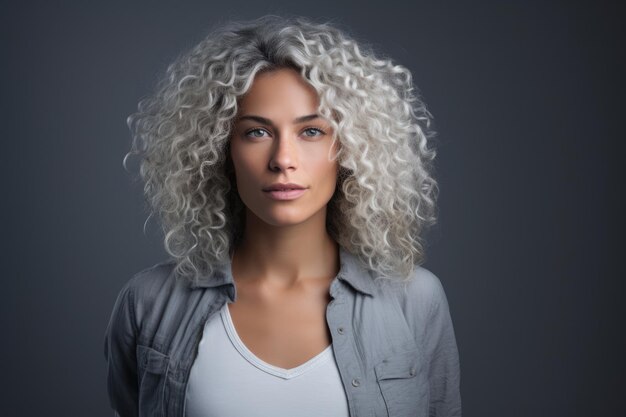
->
[231,207,340,290]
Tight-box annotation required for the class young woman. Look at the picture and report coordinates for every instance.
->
[104,15,461,417]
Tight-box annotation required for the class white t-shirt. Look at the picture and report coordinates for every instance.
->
[184,301,350,417]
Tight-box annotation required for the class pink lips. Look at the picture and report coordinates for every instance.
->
[262,182,308,200]
[263,188,307,200]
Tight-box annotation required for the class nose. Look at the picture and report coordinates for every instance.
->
[268,132,298,172]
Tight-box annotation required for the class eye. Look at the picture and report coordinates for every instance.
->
[244,128,270,139]
[302,127,325,138]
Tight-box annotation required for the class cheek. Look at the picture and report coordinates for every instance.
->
[231,148,263,181]
[310,159,338,189]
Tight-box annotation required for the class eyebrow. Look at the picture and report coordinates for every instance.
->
[236,114,321,126]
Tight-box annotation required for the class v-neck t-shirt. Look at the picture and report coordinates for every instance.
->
[184,302,350,417]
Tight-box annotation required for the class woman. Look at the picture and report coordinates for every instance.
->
[104,15,461,417]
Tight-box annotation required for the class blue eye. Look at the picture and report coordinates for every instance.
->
[303,127,325,137]
[243,127,325,139]
[245,128,269,138]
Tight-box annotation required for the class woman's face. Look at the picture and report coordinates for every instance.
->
[229,67,339,227]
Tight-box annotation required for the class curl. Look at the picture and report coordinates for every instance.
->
[123,14,439,285]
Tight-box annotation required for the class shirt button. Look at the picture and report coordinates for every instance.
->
[351,378,361,387]
[337,327,345,334]
[409,367,416,376]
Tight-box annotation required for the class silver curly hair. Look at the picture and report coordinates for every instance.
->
[123,15,439,285]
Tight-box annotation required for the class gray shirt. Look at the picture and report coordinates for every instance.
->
[103,246,462,417]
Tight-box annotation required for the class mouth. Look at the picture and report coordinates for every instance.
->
[263,188,308,201]
[262,183,307,192]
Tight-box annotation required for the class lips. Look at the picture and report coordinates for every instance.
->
[262,183,307,192]
[263,188,308,201]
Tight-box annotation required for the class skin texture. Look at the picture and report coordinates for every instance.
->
[227,67,340,369]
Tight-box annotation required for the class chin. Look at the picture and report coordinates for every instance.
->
[245,202,326,228]
[261,212,310,227]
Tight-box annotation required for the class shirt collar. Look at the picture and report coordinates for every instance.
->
[188,245,376,299]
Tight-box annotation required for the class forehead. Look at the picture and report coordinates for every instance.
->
[237,68,320,115]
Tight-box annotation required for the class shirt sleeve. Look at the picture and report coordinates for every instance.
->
[424,276,462,417]
[103,279,139,417]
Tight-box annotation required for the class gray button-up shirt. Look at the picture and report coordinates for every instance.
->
[104,246,461,417]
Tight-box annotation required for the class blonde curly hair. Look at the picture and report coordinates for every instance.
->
[123,14,439,285]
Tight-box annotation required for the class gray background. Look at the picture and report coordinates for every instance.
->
[1,1,623,416]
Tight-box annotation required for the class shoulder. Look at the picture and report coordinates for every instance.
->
[115,260,179,329]
[405,265,446,297]
[105,260,177,348]
[388,265,447,307]
[382,265,451,328]
[124,260,178,297]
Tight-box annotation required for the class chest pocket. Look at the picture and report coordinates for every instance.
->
[137,344,170,417]
[374,348,429,417]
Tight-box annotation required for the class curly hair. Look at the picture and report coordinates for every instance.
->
[123,14,439,285]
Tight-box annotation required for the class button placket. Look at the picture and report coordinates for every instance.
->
[336,326,362,390]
